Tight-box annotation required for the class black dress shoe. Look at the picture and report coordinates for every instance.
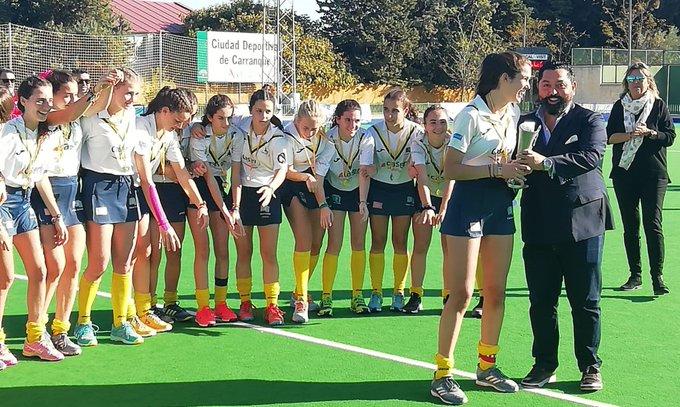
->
[619,276,642,291]
[580,366,603,392]
[521,365,556,388]
[653,277,670,296]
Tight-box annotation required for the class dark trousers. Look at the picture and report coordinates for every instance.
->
[523,235,603,372]
[612,177,667,280]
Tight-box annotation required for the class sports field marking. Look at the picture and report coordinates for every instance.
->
[13,274,617,407]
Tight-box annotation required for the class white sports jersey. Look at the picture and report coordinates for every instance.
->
[448,95,519,166]
[325,126,374,191]
[43,120,83,177]
[190,124,243,179]
[135,114,184,185]
[368,119,422,184]
[283,122,333,177]
[80,107,138,175]
[411,133,450,198]
[232,118,290,188]
[0,117,53,189]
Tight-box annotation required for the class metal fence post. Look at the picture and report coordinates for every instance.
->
[8,22,13,69]
[158,31,163,85]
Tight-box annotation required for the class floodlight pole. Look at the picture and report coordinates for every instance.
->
[628,0,632,65]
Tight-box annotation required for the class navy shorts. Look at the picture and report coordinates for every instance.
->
[189,176,232,212]
[325,180,359,213]
[135,186,151,217]
[31,176,84,227]
[239,186,282,227]
[281,179,319,210]
[368,179,417,217]
[440,179,515,238]
[81,169,140,224]
[1,187,38,237]
[157,182,189,223]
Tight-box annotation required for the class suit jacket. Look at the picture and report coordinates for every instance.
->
[520,104,614,245]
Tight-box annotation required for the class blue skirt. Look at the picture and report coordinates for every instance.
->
[281,178,319,210]
[81,169,140,225]
[1,187,38,236]
[367,179,417,217]
[157,182,190,223]
[324,180,359,213]
[31,176,83,227]
[189,176,232,212]
[239,186,282,227]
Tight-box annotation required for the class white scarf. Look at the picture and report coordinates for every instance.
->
[618,93,654,170]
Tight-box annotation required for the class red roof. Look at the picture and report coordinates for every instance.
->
[110,0,192,34]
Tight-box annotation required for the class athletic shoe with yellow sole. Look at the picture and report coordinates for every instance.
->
[128,315,157,337]
[140,312,173,332]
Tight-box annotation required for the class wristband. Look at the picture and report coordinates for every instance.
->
[197,201,207,210]
[51,213,63,223]
[421,204,436,212]
[319,202,329,209]
[232,205,240,212]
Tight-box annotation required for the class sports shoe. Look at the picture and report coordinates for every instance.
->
[0,360,5,370]
[391,292,405,312]
[152,305,172,323]
[163,302,194,322]
[0,343,18,367]
[74,323,99,347]
[470,297,484,319]
[521,365,557,388]
[653,276,670,296]
[402,293,423,314]
[195,306,217,327]
[140,312,173,332]
[264,303,285,326]
[368,292,383,313]
[239,300,256,322]
[580,366,603,391]
[317,294,333,317]
[110,322,144,345]
[23,337,64,361]
[350,294,370,314]
[214,303,238,323]
[475,366,519,393]
[307,294,320,312]
[292,300,309,323]
[619,276,642,291]
[430,376,468,405]
[51,333,82,356]
[128,315,157,337]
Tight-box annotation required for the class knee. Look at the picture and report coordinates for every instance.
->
[412,240,429,255]
[448,287,474,311]
[392,236,408,252]
[482,285,506,308]
[45,267,61,284]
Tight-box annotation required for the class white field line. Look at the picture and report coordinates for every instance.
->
[14,274,617,407]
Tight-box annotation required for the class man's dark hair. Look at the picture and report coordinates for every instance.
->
[538,61,575,82]
[72,68,88,76]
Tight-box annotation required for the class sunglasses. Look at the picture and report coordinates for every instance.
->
[78,79,91,85]
[1,78,14,84]
[626,75,646,83]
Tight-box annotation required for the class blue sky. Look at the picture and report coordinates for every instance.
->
[166,0,321,19]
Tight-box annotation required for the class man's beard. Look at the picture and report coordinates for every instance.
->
[541,95,568,116]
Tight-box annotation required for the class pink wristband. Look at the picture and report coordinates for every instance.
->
[147,184,170,232]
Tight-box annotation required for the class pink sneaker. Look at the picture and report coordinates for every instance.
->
[195,306,216,327]
[0,343,18,367]
[23,338,65,362]
[214,303,238,323]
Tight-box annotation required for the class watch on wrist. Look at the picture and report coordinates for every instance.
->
[421,204,436,212]
[319,202,329,209]
[542,158,553,172]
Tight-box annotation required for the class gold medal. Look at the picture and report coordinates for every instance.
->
[103,118,133,172]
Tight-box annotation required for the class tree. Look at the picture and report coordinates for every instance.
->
[0,0,128,34]
[599,0,675,49]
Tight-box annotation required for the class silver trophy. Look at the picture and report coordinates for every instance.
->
[507,121,540,190]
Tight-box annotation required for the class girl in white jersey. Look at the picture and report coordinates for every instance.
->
[187,94,242,327]
[231,89,289,326]
[319,100,373,316]
[366,88,422,313]
[405,105,456,314]
[281,100,334,323]
[130,88,210,335]
[73,68,180,348]
[0,76,67,363]
[430,52,532,405]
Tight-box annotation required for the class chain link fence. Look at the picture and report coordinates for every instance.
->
[572,47,680,66]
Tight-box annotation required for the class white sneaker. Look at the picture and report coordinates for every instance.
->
[292,300,309,323]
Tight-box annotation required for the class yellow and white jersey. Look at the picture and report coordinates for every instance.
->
[411,133,450,198]
[0,117,53,189]
[190,124,243,180]
[135,114,183,185]
[44,120,83,178]
[283,122,334,177]
[368,119,422,184]
[325,126,374,191]
[232,118,290,188]
[448,95,519,166]
[80,107,138,175]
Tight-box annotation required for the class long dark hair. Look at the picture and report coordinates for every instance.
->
[201,94,234,126]
[0,87,12,124]
[143,86,194,116]
[476,51,529,97]
[45,70,75,94]
[332,99,361,128]
[17,76,51,137]
[249,88,283,129]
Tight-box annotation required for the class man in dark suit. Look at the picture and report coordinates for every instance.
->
[516,61,613,392]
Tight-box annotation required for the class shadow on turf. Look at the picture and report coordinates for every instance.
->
[2,378,474,405]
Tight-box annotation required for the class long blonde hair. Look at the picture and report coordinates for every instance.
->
[621,62,659,99]
[296,99,326,123]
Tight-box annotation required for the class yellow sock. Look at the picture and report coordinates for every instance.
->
[411,286,424,297]
[350,250,366,295]
[393,253,409,294]
[215,286,228,306]
[442,289,450,299]
[309,254,320,277]
[52,318,71,336]
[264,282,280,306]
[151,293,158,308]
[195,289,210,309]
[293,251,311,299]
[77,276,100,325]
[478,341,499,370]
[26,321,44,343]
[322,253,339,295]
[435,353,453,379]
[369,252,384,293]
[134,292,152,317]
[236,278,252,302]
[111,273,131,328]
[126,299,136,319]
[0,327,6,344]
[164,290,178,306]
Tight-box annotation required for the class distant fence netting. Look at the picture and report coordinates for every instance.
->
[0,23,259,105]
[572,48,680,66]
